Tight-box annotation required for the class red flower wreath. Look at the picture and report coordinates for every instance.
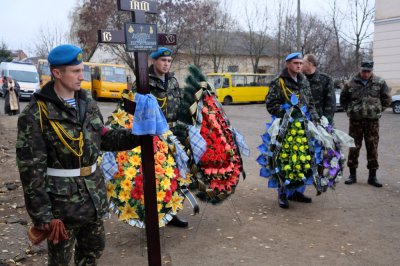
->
[199,95,242,192]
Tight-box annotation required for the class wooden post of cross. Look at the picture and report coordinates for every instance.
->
[97,1,176,265]
[120,1,160,265]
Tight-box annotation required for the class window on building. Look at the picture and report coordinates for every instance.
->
[227,65,239,72]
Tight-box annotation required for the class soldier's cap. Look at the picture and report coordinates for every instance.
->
[285,52,303,62]
[48,44,83,66]
[361,61,374,71]
[150,47,172,59]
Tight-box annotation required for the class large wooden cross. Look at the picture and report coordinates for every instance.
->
[98,1,176,265]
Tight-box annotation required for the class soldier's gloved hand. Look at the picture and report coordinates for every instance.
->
[48,219,69,244]
[27,219,68,245]
[27,223,51,245]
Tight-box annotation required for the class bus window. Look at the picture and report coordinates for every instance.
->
[223,78,229,88]
[208,75,223,89]
[102,66,126,83]
[232,75,245,87]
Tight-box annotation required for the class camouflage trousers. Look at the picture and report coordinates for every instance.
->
[347,119,380,170]
[47,219,105,266]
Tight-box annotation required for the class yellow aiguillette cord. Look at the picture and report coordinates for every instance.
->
[279,78,299,101]
[37,101,84,157]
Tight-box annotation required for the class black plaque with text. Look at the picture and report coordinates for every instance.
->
[118,0,157,13]
[124,23,157,52]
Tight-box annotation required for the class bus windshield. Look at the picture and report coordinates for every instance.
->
[101,66,126,83]
[38,62,51,76]
[208,75,224,89]
[9,70,39,83]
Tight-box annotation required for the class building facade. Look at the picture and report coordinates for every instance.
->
[374,0,400,92]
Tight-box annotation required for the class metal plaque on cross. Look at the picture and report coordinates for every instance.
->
[124,23,158,52]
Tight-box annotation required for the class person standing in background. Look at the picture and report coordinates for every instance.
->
[340,60,391,188]
[302,54,336,124]
[3,76,20,115]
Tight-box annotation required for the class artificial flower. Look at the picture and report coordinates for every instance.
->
[118,204,139,221]
[111,108,129,127]
[166,192,184,213]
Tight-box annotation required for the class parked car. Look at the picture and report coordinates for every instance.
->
[0,61,40,100]
[392,95,400,114]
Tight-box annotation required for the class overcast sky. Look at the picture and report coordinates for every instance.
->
[0,0,371,56]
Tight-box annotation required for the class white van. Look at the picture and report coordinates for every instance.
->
[0,61,40,99]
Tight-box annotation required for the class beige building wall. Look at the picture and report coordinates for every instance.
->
[374,0,400,92]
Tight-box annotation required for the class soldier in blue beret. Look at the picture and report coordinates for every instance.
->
[340,60,391,188]
[150,47,173,59]
[265,52,320,209]
[16,44,142,265]
[285,52,302,62]
[48,44,83,66]
[118,46,188,227]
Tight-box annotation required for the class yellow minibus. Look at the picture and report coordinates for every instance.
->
[91,63,128,99]
[207,73,274,104]
[37,59,51,88]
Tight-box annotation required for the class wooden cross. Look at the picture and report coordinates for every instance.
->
[98,1,176,265]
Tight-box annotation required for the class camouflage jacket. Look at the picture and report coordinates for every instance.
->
[340,73,391,120]
[266,68,319,121]
[305,70,336,123]
[130,65,181,123]
[16,81,140,226]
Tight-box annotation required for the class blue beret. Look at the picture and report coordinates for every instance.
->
[285,52,302,62]
[150,47,172,59]
[48,44,83,66]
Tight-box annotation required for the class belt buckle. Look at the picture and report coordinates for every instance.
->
[80,166,91,176]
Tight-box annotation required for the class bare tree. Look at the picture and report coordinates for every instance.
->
[301,14,334,57]
[273,0,294,72]
[341,0,374,68]
[242,1,271,73]
[205,0,238,72]
[329,0,345,69]
[32,23,69,58]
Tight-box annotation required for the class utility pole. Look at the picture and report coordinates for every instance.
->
[297,0,301,51]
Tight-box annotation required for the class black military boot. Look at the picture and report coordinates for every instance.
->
[368,169,382,188]
[288,191,312,203]
[344,168,357,185]
[168,215,188,228]
[278,193,289,209]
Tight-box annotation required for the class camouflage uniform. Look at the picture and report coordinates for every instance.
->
[16,81,140,266]
[340,73,391,170]
[128,65,181,127]
[266,68,319,121]
[305,70,336,123]
[266,68,319,198]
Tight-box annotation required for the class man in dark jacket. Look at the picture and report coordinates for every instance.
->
[340,61,391,187]
[16,44,141,265]
[266,52,319,209]
[302,54,336,123]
